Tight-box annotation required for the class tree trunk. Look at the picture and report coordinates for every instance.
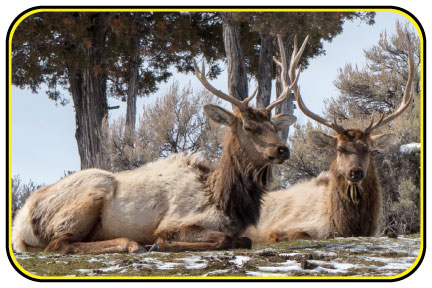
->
[256,34,274,108]
[221,13,248,101]
[125,38,139,148]
[68,13,108,169]
[275,36,295,141]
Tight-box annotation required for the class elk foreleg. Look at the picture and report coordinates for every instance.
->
[154,225,252,252]
[44,235,145,254]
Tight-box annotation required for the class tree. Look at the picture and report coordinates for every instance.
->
[327,21,420,121]
[102,82,223,172]
[12,12,225,169]
[229,12,376,140]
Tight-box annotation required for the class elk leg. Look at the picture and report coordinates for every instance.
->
[154,225,242,252]
[155,239,232,252]
[44,235,145,254]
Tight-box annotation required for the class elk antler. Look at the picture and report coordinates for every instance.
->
[267,35,307,112]
[364,37,416,134]
[193,59,257,112]
[276,35,346,133]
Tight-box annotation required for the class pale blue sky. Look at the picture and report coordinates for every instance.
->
[11,11,415,185]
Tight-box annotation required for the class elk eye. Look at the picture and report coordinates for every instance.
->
[337,147,351,154]
[243,122,258,133]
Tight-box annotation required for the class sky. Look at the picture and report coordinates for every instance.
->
[11,11,415,185]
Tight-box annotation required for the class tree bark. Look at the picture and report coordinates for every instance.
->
[256,34,274,108]
[275,36,295,141]
[68,13,108,169]
[125,37,139,148]
[221,13,248,101]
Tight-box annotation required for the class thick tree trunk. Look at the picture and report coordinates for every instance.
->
[256,34,274,108]
[221,13,248,101]
[275,36,295,141]
[69,69,108,169]
[68,13,108,169]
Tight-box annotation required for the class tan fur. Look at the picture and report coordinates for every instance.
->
[13,106,295,253]
[245,129,386,243]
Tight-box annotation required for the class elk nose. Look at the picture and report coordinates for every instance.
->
[278,146,290,159]
[349,169,364,181]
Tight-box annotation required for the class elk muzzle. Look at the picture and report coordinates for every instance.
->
[265,146,290,164]
[348,169,364,182]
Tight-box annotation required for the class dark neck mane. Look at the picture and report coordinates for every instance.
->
[328,156,382,237]
[206,138,271,236]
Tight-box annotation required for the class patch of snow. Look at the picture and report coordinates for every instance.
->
[76,264,123,276]
[279,252,301,257]
[229,256,250,267]
[379,262,413,270]
[87,258,100,263]
[257,260,301,272]
[202,269,230,276]
[156,262,182,270]
[312,251,338,258]
[175,256,207,270]
[246,271,288,277]
[257,265,301,273]
[400,143,420,153]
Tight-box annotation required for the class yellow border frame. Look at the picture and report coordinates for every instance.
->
[7,6,426,281]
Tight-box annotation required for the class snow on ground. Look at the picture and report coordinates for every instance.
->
[400,143,421,153]
[228,256,250,267]
[14,235,421,278]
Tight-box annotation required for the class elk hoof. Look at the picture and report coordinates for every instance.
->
[233,237,252,249]
[128,241,146,253]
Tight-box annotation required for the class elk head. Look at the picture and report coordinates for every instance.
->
[280,34,415,202]
[193,42,306,165]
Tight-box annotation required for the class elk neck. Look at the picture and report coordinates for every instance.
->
[328,155,382,236]
[205,134,271,236]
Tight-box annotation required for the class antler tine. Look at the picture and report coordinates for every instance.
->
[365,37,416,133]
[193,59,247,110]
[243,85,259,105]
[331,116,346,134]
[266,35,308,112]
[273,35,345,132]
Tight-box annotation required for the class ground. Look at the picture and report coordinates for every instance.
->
[12,234,421,280]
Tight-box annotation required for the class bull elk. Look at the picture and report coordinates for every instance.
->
[245,35,415,242]
[11,46,308,253]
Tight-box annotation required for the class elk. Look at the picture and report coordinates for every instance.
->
[245,35,415,242]
[11,46,308,253]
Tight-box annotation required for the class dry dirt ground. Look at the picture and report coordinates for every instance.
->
[12,234,421,280]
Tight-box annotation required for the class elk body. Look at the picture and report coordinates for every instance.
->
[12,47,307,253]
[245,35,415,242]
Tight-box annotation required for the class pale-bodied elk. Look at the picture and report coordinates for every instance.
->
[245,34,415,242]
[12,45,307,253]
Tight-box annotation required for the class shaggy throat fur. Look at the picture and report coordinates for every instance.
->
[206,153,272,237]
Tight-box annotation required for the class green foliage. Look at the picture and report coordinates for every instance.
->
[12,12,225,104]
[232,12,376,77]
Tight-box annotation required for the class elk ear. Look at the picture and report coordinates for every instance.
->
[272,114,296,131]
[370,133,397,152]
[307,131,336,149]
[203,104,236,126]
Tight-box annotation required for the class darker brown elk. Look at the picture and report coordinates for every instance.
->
[12,46,305,254]
[245,35,415,242]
